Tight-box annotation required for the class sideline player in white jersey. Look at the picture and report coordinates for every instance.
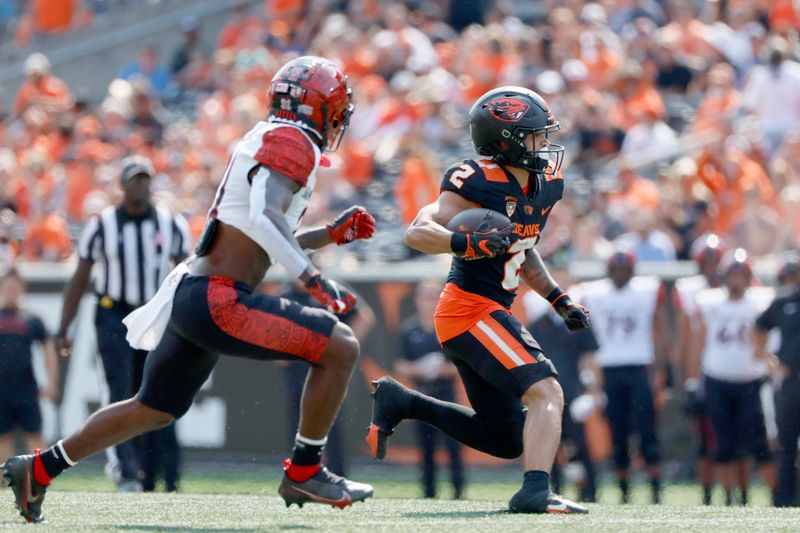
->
[673,233,726,505]
[1,56,378,523]
[688,249,777,506]
[576,250,668,504]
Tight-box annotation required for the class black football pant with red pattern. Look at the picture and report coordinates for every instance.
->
[137,274,338,418]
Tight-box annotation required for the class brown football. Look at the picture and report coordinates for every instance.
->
[445,208,512,233]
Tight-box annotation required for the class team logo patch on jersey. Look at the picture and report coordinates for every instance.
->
[486,97,531,123]
[524,205,534,215]
[505,196,517,217]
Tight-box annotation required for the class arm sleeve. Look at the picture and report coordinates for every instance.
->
[248,167,310,278]
[254,127,316,187]
[77,216,101,262]
[755,300,779,331]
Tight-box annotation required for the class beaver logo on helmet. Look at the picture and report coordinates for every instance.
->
[485,97,531,122]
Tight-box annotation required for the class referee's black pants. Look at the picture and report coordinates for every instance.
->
[602,365,660,471]
[96,303,180,487]
[775,374,800,506]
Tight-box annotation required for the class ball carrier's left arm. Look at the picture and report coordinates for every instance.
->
[521,248,590,331]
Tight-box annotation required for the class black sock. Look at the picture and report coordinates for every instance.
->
[702,484,712,505]
[725,490,733,506]
[38,440,74,481]
[291,434,325,466]
[408,392,524,459]
[522,470,550,493]
[650,477,661,503]
[740,488,748,506]
[619,478,630,498]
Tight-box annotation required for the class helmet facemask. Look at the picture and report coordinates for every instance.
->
[324,88,354,152]
[511,123,564,175]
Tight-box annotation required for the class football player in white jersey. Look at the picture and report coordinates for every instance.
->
[1,57,378,523]
[674,233,726,505]
[688,249,777,506]
[576,250,668,504]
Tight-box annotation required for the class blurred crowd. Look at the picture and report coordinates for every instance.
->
[1,0,800,270]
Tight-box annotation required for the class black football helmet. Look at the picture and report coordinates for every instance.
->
[469,86,564,175]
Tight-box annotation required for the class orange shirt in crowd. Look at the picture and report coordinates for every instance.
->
[608,171,661,211]
[395,156,438,225]
[217,16,263,50]
[22,213,73,261]
[13,75,72,116]
[462,51,508,102]
[33,0,75,33]
[770,0,800,32]
[608,85,664,130]
[583,47,623,90]
[693,89,741,134]
[695,149,776,235]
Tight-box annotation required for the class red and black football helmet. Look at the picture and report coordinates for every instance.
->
[607,249,636,288]
[689,233,726,266]
[719,248,753,279]
[268,56,354,151]
[469,86,564,175]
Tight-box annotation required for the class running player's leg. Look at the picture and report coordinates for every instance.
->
[169,275,370,506]
[368,355,526,459]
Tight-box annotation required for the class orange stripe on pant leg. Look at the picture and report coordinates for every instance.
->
[480,315,537,365]
[469,322,519,370]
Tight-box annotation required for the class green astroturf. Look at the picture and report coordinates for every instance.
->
[1,462,797,531]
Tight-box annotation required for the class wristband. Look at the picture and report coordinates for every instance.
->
[450,232,468,254]
[545,287,569,307]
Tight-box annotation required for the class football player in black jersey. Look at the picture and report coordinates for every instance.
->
[367,87,591,514]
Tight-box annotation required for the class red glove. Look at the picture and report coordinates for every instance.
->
[305,272,357,315]
[326,206,376,245]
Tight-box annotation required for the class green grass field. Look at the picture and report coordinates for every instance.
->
[1,461,798,531]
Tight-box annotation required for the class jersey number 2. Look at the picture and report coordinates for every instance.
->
[502,238,536,290]
[448,164,475,189]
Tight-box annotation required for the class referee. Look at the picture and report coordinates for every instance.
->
[754,251,800,507]
[54,155,190,491]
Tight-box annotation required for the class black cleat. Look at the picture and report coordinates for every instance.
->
[365,376,411,460]
[509,488,589,514]
[278,464,373,509]
[1,454,48,523]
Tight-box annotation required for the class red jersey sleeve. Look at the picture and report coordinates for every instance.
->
[254,127,316,187]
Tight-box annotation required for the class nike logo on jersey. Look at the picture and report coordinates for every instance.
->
[541,205,552,216]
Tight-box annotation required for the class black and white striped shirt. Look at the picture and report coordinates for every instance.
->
[77,205,191,308]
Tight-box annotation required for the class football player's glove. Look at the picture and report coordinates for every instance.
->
[548,290,590,331]
[451,223,515,260]
[326,206,376,245]
[305,272,356,315]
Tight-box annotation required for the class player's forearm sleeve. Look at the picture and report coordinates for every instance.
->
[249,169,309,278]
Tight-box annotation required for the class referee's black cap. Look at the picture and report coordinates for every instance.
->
[121,155,154,182]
